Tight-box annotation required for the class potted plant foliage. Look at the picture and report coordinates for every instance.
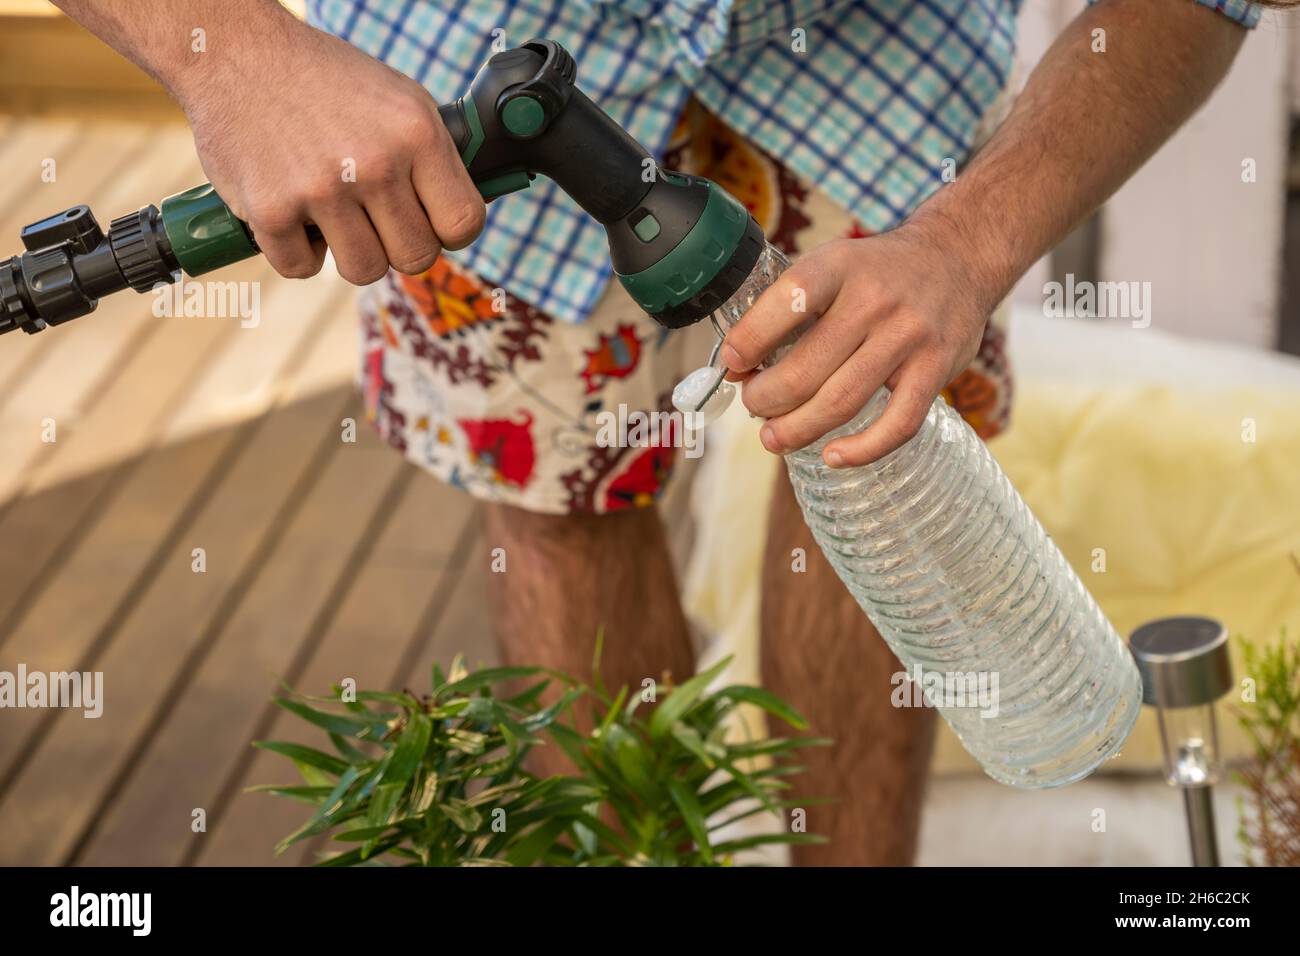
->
[1234,628,1300,867]
[253,653,827,866]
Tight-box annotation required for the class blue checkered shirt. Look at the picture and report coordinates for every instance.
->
[307,0,1262,324]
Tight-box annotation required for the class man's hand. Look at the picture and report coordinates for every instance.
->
[722,226,993,468]
[55,0,484,285]
[722,0,1246,468]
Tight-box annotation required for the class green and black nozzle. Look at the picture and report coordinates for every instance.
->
[0,39,762,339]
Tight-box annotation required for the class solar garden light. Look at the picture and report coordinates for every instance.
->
[1129,616,1233,867]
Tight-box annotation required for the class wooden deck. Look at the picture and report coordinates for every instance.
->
[0,113,701,866]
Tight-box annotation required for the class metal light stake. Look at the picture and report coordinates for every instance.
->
[1129,616,1233,867]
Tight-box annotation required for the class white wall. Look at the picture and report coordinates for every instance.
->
[1009,2,1295,350]
[1100,17,1291,347]
[1008,0,1072,310]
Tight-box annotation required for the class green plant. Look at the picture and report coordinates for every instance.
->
[1233,628,1300,867]
[253,655,827,866]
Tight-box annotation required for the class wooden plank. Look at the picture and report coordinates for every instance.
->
[0,121,254,580]
[391,507,491,690]
[194,472,477,866]
[0,120,152,231]
[0,265,266,668]
[0,257,269,646]
[0,121,196,454]
[0,117,85,220]
[418,526,497,676]
[0,121,197,411]
[292,512,490,866]
[0,123,197,394]
[0,117,133,389]
[0,283,355,865]
[73,406,409,865]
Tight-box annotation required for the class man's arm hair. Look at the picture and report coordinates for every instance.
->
[52,0,293,100]
[50,0,485,284]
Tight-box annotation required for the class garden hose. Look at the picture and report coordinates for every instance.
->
[0,39,762,338]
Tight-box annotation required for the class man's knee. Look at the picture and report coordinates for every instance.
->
[483,499,664,555]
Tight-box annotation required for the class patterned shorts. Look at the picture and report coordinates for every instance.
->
[358,99,1013,515]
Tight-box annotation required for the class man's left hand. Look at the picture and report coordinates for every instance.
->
[720,225,996,468]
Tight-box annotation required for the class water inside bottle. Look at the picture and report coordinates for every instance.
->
[682,240,1141,788]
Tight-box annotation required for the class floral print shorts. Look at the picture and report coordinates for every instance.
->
[358,99,1013,515]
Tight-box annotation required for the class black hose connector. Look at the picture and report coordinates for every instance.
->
[0,204,179,335]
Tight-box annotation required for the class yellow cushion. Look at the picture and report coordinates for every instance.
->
[972,382,1300,774]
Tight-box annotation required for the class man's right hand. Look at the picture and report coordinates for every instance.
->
[56,0,485,285]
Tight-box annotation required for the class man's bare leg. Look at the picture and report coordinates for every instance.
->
[761,470,937,866]
[484,501,694,778]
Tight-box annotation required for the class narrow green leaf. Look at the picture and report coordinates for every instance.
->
[671,724,718,768]
[667,778,713,864]
[356,690,422,708]
[464,780,527,808]
[332,824,393,842]
[295,764,335,787]
[244,784,333,805]
[713,757,778,815]
[727,735,832,759]
[602,723,660,805]
[705,796,831,833]
[519,687,582,733]
[438,798,483,833]
[439,666,546,700]
[253,740,349,776]
[445,728,488,754]
[313,836,403,867]
[546,722,595,774]
[446,654,469,686]
[591,625,608,699]
[648,657,732,740]
[504,678,551,711]
[711,832,827,853]
[623,687,646,722]
[274,697,376,737]
[505,817,571,868]
[597,685,629,738]
[367,782,404,829]
[384,712,432,785]
[273,766,363,854]
[410,770,440,815]
[715,685,809,729]
[566,810,635,858]
[327,732,373,763]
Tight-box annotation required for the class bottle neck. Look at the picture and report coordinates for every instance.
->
[714,242,813,368]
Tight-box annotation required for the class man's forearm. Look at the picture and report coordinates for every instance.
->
[50,0,485,284]
[53,0,294,99]
[909,0,1246,314]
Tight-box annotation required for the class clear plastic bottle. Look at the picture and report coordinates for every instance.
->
[699,243,1141,788]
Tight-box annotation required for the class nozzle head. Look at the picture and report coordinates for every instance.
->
[611,175,764,329]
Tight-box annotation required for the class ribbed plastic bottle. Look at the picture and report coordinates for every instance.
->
[704,243,1141,788]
